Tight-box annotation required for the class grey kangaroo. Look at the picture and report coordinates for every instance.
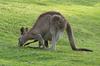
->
[18,11,92,52]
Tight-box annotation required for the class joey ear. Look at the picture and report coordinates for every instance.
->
[20,27,25,35]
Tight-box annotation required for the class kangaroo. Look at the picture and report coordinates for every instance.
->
[18,11,92,52]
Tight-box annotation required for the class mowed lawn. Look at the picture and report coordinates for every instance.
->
[0,0,100,66]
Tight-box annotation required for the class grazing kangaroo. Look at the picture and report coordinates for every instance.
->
[18,11,92,52]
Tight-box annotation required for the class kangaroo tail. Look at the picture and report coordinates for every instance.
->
[66,23,93,52]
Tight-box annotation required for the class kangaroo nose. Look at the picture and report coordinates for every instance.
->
[18,42,23,47]
[18,39,24,47]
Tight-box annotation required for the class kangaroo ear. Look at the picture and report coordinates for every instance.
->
[20,27,25,35]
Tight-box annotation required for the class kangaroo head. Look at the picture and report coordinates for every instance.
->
[18,27,28,47]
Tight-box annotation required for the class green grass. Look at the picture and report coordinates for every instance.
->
[0,0,100,66]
